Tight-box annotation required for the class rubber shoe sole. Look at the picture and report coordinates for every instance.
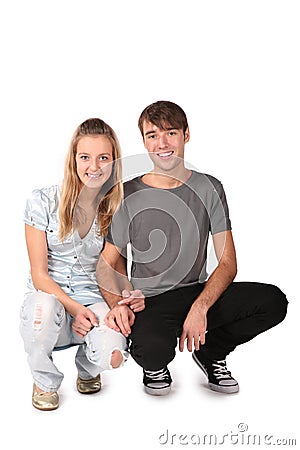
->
[144,384,171,396]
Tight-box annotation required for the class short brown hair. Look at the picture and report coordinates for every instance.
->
[138,101,189,137]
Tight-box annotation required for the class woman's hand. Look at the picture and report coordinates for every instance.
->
[72,305,99,338]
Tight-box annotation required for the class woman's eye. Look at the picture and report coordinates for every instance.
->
[80,155,89,160]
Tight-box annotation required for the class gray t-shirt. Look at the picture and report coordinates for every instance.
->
[106,171,231,297]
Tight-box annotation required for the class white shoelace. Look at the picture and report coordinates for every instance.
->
[211,360,232,380]
[145,368,169,381]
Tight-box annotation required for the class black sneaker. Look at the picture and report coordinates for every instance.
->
[193,350,239,394]
[143,367,172,396]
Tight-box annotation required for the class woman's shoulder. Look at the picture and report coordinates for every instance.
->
[30,184,60,200]
[25,185,61,215]
[24,185,61,229]
[27,184,60,203]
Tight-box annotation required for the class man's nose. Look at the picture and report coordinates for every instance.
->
[158,134,169,148]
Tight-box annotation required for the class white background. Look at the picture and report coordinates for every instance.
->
[0,1,299,449]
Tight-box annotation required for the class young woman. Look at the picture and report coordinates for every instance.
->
[20,118,144,410]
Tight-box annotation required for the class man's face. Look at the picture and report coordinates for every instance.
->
[142,120,190,172]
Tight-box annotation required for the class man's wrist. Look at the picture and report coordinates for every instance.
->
[191,298,209,314]
[111,302,130,311]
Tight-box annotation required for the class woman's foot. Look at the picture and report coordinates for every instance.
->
[32,384,59,411]
[76,374,101,394]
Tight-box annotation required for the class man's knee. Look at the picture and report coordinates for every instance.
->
[130,334,176,369]
[263,284,288,326]
[273,285,288,323]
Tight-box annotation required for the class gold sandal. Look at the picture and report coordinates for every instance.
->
[32,384,59,411]
[76,374,101,394]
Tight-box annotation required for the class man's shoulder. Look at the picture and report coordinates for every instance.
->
[189,171,223,191]
[122,172,225,198]
[123,176,143,197]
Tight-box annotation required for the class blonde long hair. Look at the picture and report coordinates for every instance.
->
[58,118,123,240]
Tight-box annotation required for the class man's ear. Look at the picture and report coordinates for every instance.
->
[184,127,190,143]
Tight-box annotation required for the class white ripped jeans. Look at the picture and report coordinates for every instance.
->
[20,291,128,392]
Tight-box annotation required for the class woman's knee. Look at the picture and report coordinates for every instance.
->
[21,291,64,331]
[110,349,124,368]
[85,325,128,371]
[20,292,66,356]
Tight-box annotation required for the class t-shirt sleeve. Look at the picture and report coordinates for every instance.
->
[24,189,49,231]
[106,201,131,249]
[208,179,232,235]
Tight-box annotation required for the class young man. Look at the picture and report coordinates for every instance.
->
[96,101,288,396]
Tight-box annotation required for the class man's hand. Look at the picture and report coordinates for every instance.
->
[72,306,99,338]
[105,304,135,337]
[179,304,208,352]
[117,289,145,312]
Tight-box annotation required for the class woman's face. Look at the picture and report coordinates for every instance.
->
[75,135,114,189]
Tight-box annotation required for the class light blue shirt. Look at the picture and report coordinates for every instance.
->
[24,185,104,305]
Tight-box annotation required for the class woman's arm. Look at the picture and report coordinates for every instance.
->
[25,224,98,335]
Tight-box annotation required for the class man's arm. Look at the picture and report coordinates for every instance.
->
[96,241,132,308]
[96,241,144,337]
[179,230,237,352]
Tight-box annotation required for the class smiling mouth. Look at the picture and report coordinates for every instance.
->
[156,151,174,158]
[86,173,102,179]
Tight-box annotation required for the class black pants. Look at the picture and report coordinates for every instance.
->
[129,282,288,370]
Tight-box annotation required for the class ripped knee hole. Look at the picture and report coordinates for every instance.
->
[110,350,123,368]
